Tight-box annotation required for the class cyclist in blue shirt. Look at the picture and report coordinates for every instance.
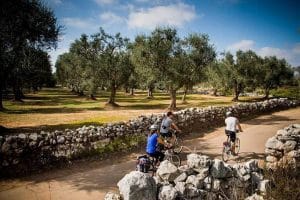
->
[146,124,165,165]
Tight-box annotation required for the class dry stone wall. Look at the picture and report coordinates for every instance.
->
[0,98,299,176]
[265,124,300,169]
[109,155,267,200]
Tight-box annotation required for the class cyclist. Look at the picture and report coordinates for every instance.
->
[160,111,181,146]
[225,111,243,155]
[146,124,165,165]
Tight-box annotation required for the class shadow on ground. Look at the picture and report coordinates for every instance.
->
[243,114,296,126]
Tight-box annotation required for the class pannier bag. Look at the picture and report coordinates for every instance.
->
[136,155,151,173]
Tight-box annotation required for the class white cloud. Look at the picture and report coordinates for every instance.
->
[257,47,290,59]
[62,17,95,29]
[135,0,150,3]
[227,40,255,51]
[49,47,69,70]
[226,40,300,66]
[49,0,62,5]
[94,0,116,5]
[292,43,300,54]
[100,12,124,24]
[128,3,196,29]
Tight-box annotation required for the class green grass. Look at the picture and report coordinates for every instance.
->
[270,86,300,99]
[0,87,261,132]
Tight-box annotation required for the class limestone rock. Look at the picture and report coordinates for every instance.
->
[57,136,65,144]
[187,154,212,172]
[211,159,232,178]
[185,175,203,188]
[18,134,27,140]
[158,184,178,200]
[257,179,270,193]
[245,159,259,173]
[117,171,156,200]
[178,165,194,175]
[157,160,179,182]
[174,172,187,184]
[251,172,263,184]
[185,185,201,198]
[104,192,122,200]
[196,168,209,180]
[1,142,10,154]
[287,150,300,158]
[212,179,221,191]
[29,133,38,141]
[265,137,283,150]
[281,140,297,153]
[245,193,264,200]
[266,155,277,163]
[175,182,186,196]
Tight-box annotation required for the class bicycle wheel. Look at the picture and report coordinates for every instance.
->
[148,157,156,177]
[173,138,183,154]
[222,146,229,162]
[235,138,240,154]
[167,154,181,167]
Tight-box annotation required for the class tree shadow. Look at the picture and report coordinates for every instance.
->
[3,122,105,134]
[118,103,168,110]
[2,107,86,114]
[234,152,265,162]
[243,114,296,126]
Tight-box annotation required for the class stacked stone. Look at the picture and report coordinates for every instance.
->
[109,154,268,200]
[0,98,298,175]
[265,124,300,169]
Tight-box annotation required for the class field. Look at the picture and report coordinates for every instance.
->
[0,87,259,132]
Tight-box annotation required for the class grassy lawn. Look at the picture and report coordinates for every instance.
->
[0,87,259,132]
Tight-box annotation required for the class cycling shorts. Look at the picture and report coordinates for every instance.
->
[225,130,236,142]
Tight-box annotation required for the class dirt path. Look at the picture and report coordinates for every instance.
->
[0,108,299,200]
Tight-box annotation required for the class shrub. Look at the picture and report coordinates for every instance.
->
[270,86,300,99]
[265,165,300,200]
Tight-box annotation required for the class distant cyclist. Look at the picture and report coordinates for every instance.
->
[225,111,243,155]
[146,124,164,165]
[160,111,181,146]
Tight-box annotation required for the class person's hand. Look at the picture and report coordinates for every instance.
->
[165,143,172,149]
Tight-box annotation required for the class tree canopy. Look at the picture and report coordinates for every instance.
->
[0,0,61,109]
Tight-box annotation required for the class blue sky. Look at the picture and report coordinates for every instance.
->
[47,0,300,69]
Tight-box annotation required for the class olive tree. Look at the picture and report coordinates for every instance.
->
[259,56,294,98]
[0,0,61,109]
[181,34,216,102]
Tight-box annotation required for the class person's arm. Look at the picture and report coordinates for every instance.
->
[157,136,164,144]
[236,119,243,132]
[171,123,181,132]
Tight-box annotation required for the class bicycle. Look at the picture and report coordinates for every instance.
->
[136,154,157,176]
[222,131,240,162]
[160,130,183,154]
[136,150,181,177]
[163,147,181,167]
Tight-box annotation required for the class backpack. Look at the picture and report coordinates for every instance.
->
[136,155,151,173]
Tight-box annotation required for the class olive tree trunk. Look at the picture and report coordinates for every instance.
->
[182,88,188,103]
[107,82,118,106]
[168,88,177,110]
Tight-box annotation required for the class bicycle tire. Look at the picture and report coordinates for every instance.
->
[147,157,156,177]
[181,146,194,153]
[173,138,183,154]
[167,154,181,167]
[235,138,240,154]
[222,146,229,162]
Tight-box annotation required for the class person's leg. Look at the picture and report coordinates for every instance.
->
[157,151,165,162]
[230,132,236,155]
